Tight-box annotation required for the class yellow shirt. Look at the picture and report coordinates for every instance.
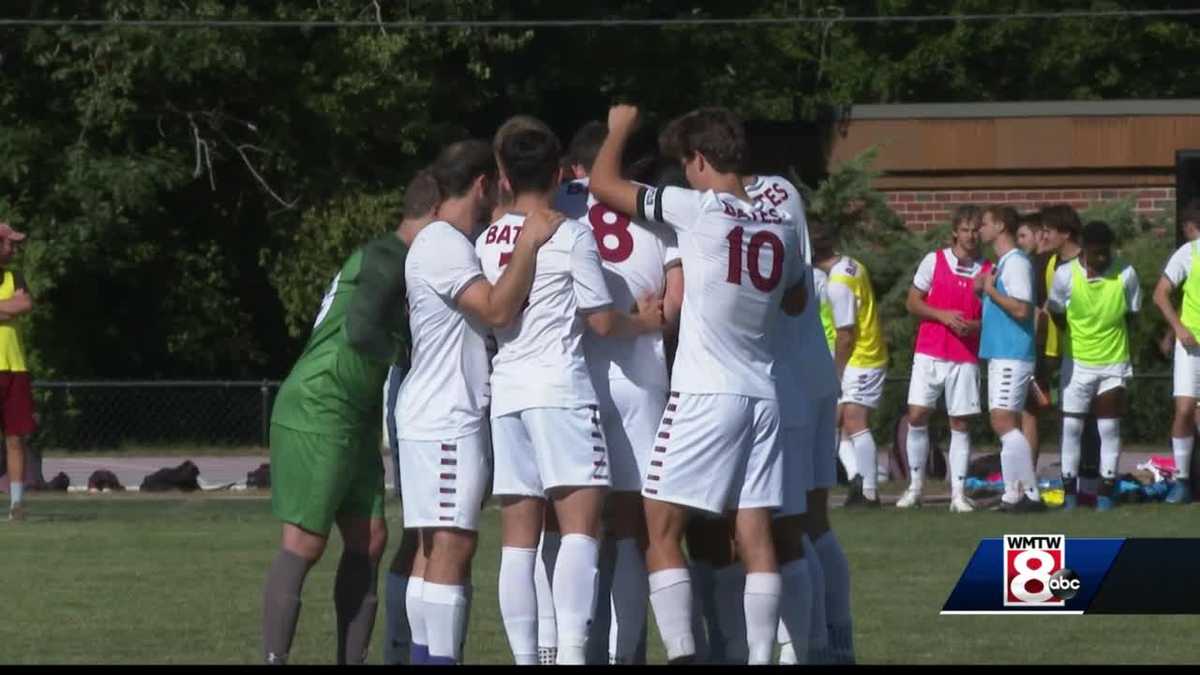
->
[0,270,29,372]
[828,256,889,369]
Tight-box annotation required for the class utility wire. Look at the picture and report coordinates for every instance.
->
[2,8,1200,30]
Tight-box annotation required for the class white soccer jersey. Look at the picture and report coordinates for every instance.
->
[476,213,613,417]
[746,175,839,403]
[554,177,681,390]
[640,185,805,399]
[395,221,491,441]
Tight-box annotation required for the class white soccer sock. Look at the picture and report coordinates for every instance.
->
[608,537,649,662]
[553,534,600,665]
[838,436,858,479]
[535,532,560,653]
[422,582,468,662]
[499,547,539,665]
[776,559,812,665]
[9,482,24,506]
[814,531,854,664]
[744,572,782,666]
[1173,435,1194,480]
[687,561,713,662]
[905,424,930,493]
[1061,417,1084,480]
[949,429,971,498]
[1098,418,1121,480]
[405,576,427,650]
[384,573,410,664]
[850,430,878,499]
[714,562,748,663]
[649,568,695,661]
[801,535,829,659]
[1000,429,1040,502]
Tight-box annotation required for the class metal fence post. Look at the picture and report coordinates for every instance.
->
[261,380,270,449]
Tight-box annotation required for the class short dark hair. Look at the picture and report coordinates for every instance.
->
[431,140,496,198]
[568,121,607,173]
[1041,204,1082,241]
[649,157,688,189]
[985,205,1020,237]
[402,169,441,219]
[1081,220,1115,247]
[1018,210,1042,230]
[951,204,982,228]
[809,220,837,261]
[1180,208,1200,231]
[497,123,563,195]
[658,107,747,174]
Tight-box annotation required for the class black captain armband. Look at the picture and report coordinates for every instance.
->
[637,186,663,223]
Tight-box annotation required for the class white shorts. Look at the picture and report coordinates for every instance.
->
[839,365,886,409]
[987,359,1036,413]
[594,378,667,493]
[1174,340,1200,399]
[1061,359,1132,415]
[907,353,981,417]
[491,406,611,498]
[398,428,492,531]
[777,394,839,518]
[642,392,782,515]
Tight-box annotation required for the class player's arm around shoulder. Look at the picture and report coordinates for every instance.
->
[573,224,664,338]
[458,209,567,328]
[0,270,33,319]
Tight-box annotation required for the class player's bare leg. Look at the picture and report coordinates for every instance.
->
[262,523,326,664]
[384,528,420,664]
[535,507,560,663]
[771,514,812,664]
[5,434,26,520]
[840,404,879,508]
[420,526,478,664]
[607,492,649,664]
[1092,388,1126,512]
[1168,395,1195,504]
[547,485,606,665]
[644,498,698,663]
[688,516,742,663]
[732,507,782,665]
[332,515,388,665]
[499,496,546,665]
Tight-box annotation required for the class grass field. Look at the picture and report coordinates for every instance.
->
[2,486,1198,664]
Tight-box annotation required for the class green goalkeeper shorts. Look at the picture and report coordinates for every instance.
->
[269,423,385,536]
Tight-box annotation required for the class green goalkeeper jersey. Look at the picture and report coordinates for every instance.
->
[271,233,410,435]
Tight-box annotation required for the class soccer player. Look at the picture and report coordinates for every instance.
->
[746,174,852,665]
[261,170,434,666]
[898,206,992,513]
[1047,221,1141,511]
[0,222,33,522]
[977,206,1045,512]
[590,104,807,666]
[554,121,684,665]
[1016,211,1042,256]
[480,116,663,666]
[1150,208,1200,504]
[814,235,889,508]
[395,140,570,665]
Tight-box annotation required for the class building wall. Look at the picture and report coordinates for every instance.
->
[886,186,1177,231]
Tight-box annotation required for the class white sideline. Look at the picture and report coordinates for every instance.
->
[62,482,399,494]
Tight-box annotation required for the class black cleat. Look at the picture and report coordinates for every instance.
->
[999,496,1048,513]
[842,477,881,509]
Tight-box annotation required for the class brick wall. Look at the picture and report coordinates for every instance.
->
[886,187,1177,231]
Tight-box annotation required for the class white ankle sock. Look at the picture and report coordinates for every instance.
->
[422,582,468,662]
[499,547,538,664]
[1173,435,1194,480]
[553,534,600,664]
[905,424,930,492]
[949,429,971,497]
[649,568,695,661]
[743,572,782,665]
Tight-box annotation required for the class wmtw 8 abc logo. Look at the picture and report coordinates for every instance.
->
[1003,534,1081,607]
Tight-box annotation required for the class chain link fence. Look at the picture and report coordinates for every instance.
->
[30,381,280,451]
[23,373,1175,452]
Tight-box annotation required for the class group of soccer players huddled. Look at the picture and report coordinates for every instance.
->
[257,102,1200,665]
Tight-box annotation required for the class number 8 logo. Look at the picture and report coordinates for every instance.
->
[1009,549,1057,604]
[589,203,634,263]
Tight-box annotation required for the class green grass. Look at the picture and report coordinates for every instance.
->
[1,488,1198,664]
